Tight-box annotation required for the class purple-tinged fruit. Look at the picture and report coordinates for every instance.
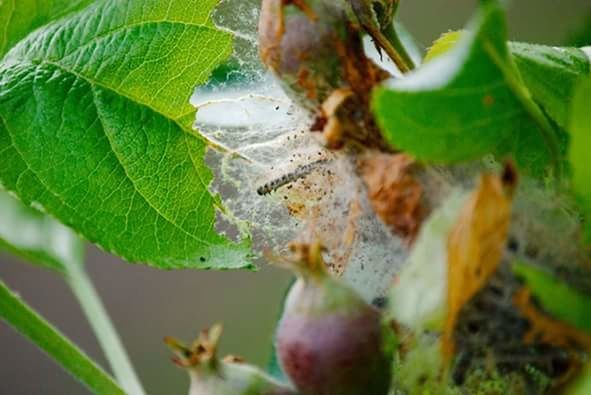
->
[166,324,296,395]
[276,242,394,395]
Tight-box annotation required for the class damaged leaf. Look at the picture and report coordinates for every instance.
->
[443,170,515,357]
[513,287,591,351]
[390,190,468,331]
[359,153,423,244]
[513,261,591,335]
[0,0,252,269]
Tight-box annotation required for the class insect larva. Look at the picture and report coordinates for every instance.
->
[257,159,329,196]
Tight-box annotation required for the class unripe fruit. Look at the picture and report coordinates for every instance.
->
[259,0,347,112]
[166,324,296,395]
[258,0,392,150]
[276,242,394,395]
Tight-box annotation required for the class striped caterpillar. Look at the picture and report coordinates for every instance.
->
[257,159,329,196]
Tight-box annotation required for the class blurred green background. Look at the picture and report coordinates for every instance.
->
[0,0,589,394]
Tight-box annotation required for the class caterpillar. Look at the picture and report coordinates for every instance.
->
[257,159,329,196]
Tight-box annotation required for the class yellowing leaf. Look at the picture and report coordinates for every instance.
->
[424,30,464,63]
[443,171,514,357]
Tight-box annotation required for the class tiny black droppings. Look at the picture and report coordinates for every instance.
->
[372,297,387,309]
[507,237,519,253]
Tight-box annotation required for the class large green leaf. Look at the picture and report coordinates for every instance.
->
[422,32,590,134]
[510,43,590,130]
[373,0,564,178]
[513,261,591,334]
[0,188,82,272]
[0,279,124,394]
[0,0,87,273]
[0,0,252,269]
[0,0,95,58]
[570,78,591,243]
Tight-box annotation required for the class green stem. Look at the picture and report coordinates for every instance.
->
[0,280,125,395]
[384,24,417,72]
[64,259,145,395]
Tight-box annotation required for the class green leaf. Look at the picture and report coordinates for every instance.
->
[0,0,94,58]
[510,43,590,130]
[0,0,253,269]
[424,30,463,63]
[570,78,591,243]
[513,261,591,334]
[0,188,82,272]
[0,280,125,394]
[568,364,591,395]
[373,0,564,178]
[424,31,590,132]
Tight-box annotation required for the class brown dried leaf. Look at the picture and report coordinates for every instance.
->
[513,288,591,350]
[360,153,423,244]
[443,172,514,357]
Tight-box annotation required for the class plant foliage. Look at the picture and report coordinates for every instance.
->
[0,280,124,394]
[0,0,251,270]
[373,1,589,179]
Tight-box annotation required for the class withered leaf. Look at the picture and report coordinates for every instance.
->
[443,172,514,357]
[513,288,591,351]
[360,153,423,244]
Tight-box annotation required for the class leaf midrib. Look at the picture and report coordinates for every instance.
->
[11,54,214,188]
[89,86,216,248]
[2,89,219,260]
